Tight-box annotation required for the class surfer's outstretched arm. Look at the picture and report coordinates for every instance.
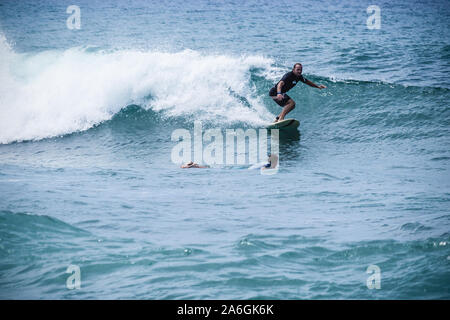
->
[305,79,326,89]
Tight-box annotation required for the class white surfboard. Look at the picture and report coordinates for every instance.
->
[265,118,300,130]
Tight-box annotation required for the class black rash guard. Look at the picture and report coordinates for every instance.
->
[269,71,308,95]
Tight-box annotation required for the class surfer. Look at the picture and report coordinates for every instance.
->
[269,63,326,122]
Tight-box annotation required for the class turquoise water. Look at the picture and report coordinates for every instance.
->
[0,0,449,299]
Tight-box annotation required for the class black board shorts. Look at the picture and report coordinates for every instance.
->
[269,87,292,107]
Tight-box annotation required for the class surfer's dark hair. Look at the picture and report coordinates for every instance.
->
[293,63,302,69]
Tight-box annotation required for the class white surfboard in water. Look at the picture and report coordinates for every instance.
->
[265,118,300,130]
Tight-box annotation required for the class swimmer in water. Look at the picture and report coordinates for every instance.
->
[181,161,209,168]
[261,154,278,170]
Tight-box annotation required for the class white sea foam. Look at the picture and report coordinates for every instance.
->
[0,35,276,144]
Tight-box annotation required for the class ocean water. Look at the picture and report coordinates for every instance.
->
[0,0,449,299]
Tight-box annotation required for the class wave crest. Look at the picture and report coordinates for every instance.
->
[0,37,275,144]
